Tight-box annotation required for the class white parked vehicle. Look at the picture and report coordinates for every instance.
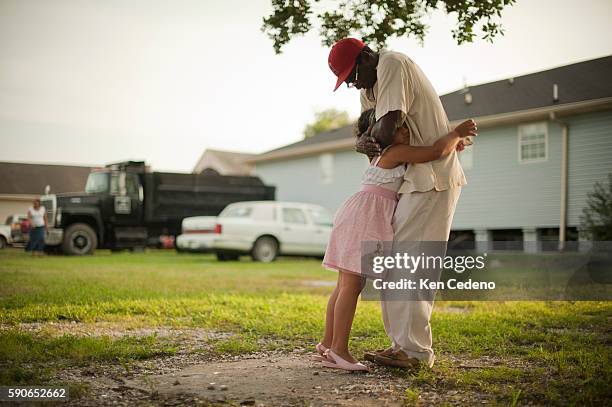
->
[215,201,333,262]
[0,224,12,249]
[176,201,333,262]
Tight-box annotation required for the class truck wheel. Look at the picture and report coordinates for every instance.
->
[62,223,97,255]
[0,236,6,249]
[251,236,278,263]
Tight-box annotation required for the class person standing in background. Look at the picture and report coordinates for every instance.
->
[26,198,47,256]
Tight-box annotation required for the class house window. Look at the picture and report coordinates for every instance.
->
[319,153,334,184]
[518,122,548,163]
[459,145,473,170]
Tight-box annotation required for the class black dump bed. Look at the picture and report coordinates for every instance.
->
[143,171,275,222]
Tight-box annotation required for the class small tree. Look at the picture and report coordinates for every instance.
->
[580,173,612,240]
[262,0,516,54]
[304,109,351,138]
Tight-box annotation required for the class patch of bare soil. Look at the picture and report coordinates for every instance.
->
[125,353,408,407]
[1,322,232,342]
[53,349,502,406]
[4,323,504,406]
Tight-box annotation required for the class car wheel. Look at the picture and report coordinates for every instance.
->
[251,236,278,263]
[62,223,97,255]
[0,236,6,249]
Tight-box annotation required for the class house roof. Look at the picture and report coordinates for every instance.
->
[251,55,612,163]
[264,125,354,154]
[192,149,255,175]
[441,55,612,121]
[0,162,93,195]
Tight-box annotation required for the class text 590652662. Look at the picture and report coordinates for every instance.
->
[0,387,69,401]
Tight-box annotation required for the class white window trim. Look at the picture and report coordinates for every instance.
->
[518,122,548,164]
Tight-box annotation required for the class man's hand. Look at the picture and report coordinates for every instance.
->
[355,124,382,157]
[453,119,477,139]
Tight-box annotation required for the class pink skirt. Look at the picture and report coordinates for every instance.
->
[322,185,398,276]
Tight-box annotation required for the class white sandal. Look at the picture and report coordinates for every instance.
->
[321,350,370,372]
[312,342,329,361]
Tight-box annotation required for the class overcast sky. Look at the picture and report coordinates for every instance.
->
[1,0,611,172]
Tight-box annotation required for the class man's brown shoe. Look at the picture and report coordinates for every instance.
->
[373,350,422,368]
[363,347,394,362]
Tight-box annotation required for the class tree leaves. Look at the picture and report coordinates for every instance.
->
[262,0,516,54]
[303,109,351,138]
[580,173,612,240]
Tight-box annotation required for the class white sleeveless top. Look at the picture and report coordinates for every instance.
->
[361,146,406,192]
[28,206,46,227]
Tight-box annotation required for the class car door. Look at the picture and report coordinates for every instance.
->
[305,206,333,255]
[278,206,313,254]
[109,172,143,226]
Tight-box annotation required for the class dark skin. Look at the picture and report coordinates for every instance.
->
[346,47,471,157]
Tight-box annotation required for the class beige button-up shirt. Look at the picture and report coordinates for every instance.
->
[360,50,466,194]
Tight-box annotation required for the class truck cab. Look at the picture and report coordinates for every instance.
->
[43,161,148,254]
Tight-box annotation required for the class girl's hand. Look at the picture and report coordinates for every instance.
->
[453,119,478,139]
[355,124,381,157]
[456,140,466,152]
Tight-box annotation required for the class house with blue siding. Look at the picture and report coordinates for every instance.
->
[250,56,612,249]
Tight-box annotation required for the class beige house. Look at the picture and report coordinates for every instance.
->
[0,162,93,224]
[192,149,255,175]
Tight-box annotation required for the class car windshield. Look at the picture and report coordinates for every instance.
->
[308,207,333,226]
[85,172,109,194]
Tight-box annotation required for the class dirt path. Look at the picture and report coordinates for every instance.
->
[4,323,497,406]
[123,354,407,406]
[48,349,414,406]
[54,350,498,406]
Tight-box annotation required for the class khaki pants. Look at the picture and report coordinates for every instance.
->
[381,186,461,367]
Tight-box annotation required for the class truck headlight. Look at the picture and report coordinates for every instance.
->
[56,208,62,225]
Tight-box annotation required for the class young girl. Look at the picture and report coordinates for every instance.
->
[316,109,476,371]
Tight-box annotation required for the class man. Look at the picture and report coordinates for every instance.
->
[328,38,474,368]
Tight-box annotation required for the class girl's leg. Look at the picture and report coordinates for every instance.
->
[330,271,364,363]
[321,272,342,348]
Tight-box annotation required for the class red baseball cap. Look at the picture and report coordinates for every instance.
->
[328,38,365,91]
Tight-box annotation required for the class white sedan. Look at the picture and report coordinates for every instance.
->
[177,201,333,262]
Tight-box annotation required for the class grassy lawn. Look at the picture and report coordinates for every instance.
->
[0,248,610,405]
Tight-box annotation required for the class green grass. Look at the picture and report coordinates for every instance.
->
[1,248,610,405]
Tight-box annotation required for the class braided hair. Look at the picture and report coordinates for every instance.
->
[355,108,376,137]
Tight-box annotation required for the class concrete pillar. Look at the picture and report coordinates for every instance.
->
[474,229,493,253]
[523,227,542,253]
